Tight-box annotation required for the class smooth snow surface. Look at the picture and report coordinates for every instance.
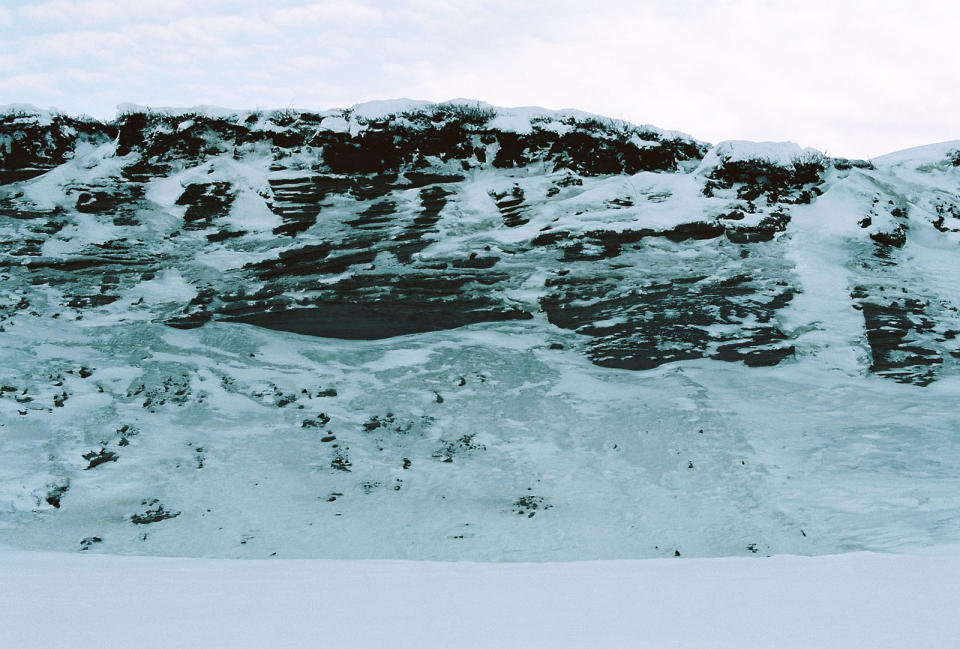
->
[1,549,958,649]
[871,140,960,167]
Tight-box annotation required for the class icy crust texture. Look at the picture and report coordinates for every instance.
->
[1,101,960,560]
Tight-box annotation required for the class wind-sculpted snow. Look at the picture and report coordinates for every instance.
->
[1,101,960,560]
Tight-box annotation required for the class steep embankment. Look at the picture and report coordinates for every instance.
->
[1,101,959,560]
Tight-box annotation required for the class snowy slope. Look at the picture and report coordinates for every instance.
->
[2,549,960,649]
[1,101,959,561]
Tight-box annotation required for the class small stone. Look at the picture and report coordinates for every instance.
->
[82,449,119,470]
[45,483,69,508]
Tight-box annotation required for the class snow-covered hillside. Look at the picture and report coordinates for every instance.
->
[1,100,959,560]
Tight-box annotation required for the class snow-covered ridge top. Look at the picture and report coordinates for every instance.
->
[0,104,104,124]
[7,100,953,164]
[112,98,700,145]
[871,140,960,167]
[0,104,65,127]
[2,99,709,176]
[116,102,273,119]
[347,98,691,140]
[696,140,826,175]
[1,103,52,116]
[349,99,700,144]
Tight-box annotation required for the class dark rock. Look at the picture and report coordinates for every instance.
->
[45,483,69,508]
[82,449,119,470]
[207,229,246,242]
[869,225,907,248]
[330,450,352,472]
[433,433,485,462]
[512,495,553,517]
[853,291,943,385]
[542,272,795,371]
[302,413,331,428]
[224,301,532,340]
[130,501,180,524]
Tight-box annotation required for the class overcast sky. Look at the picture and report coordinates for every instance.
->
[0,0,956,159]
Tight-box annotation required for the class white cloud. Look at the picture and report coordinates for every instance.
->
[16,30,134,61]
[270,1,382,26]
[18,0,190,25]
[0,73,60,95]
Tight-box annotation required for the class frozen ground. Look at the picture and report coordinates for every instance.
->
[2,316,960,561]
[2,548,959,649]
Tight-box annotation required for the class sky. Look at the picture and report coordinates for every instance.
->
[0,0,956,159]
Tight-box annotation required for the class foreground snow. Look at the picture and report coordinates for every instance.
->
[1,549,958,649]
